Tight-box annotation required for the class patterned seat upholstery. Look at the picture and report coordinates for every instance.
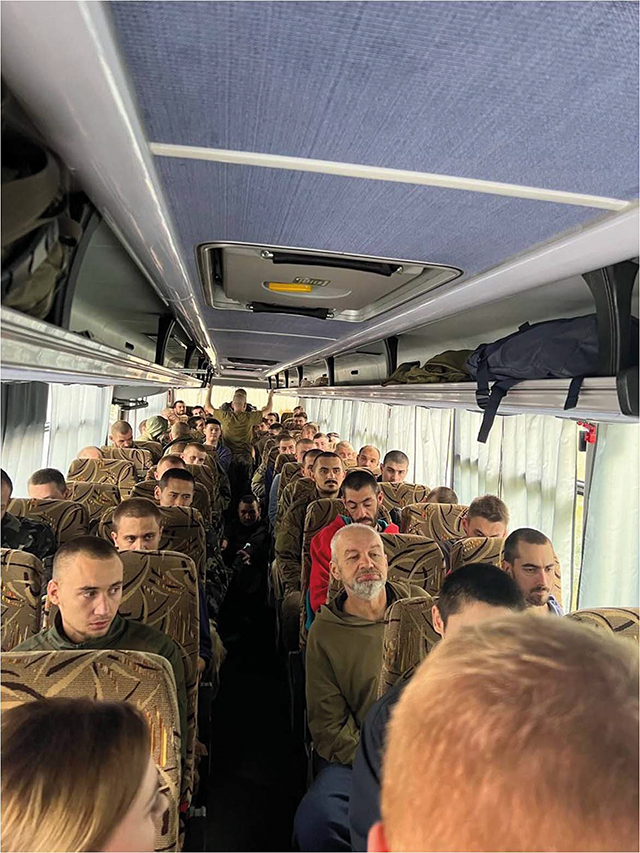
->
[67,481,121,525]
[275,452,296,475]
[1,649,181,852]
[1,549,44,651]
[279,461,302,494]
[566,607,639,641]
[401,502,468,539]
[8,498,90,546]
[135,439,163,463]
[67,457,137,497]
[449,537,506,571]
[130,480,212,526]
[261,439,277,464]
[99,505,207,583]
[378,594,439,698]
[380,482,430,514]
[101,446,154,480]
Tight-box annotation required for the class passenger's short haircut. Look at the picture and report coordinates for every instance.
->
[278,432,294,445]
[234,388,247,397]
[503,528,552,564]
[172,400,185,408]
[426,486,459,504]
[342,469,380,495]
[436,563,525,627]
[112,498,162,530]
[1,469,13,493]
[335,440,353,451]
[294,411,308,419]
[157,454,185,471]
[183,442,205,454]
[28,468,67,491]
[268,423,282,433]
[330,522,384,562]
[312,451,342,468]
[314,432,328,440]
[239,494,258,506]
[158,469,195,490]
[171,422,191,438]
[302,448,324,465]
[53,535,121,578]
[187,416,203,429]
[467,494,510,525]
[380,614,639,852]
[296,438,314,450]
[383,450,409,467]
[165,441,186,455]
[204,418,221,427]
[358,444,381,458]
[110,420,132,435]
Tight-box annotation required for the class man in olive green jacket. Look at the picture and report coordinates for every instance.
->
[14,536,187,760]
[294,524,429,851]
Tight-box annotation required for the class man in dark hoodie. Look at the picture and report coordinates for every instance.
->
[294,524,428,851]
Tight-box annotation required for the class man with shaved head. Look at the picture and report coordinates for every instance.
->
[379,451,409,484]
[28,468,71,500]
[336,441,357,465]
[301,422,319,441]
[294,524,428,851]
[154,454,187,480]
[13,535,187,757]
[109,420,135,448]
[77,446,104,460]
[357,446,381,475]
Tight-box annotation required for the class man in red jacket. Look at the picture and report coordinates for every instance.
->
[309,469,399,614]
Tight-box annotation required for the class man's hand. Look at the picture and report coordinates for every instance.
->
[238,549,251,564]
[221,539,228,550]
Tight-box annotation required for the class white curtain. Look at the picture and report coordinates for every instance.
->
[388,406,417,481]
[1,382,49,497]
[415,407,454,490]
[453,410,503,501]
[46,385,113,476]
[349,401,390,455]
[579,423,639,609]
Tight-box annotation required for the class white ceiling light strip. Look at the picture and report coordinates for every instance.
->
[150,143,630,211]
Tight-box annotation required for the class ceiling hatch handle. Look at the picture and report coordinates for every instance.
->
[268,252,401,277]
[250,301,329,320]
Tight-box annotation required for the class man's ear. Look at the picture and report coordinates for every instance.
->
[377,491,383,506]
[154,486,161,502]
[110,530,118,546]
[329,559,341,582]
[461,516,469,536]
[502,559,513,577]
[47,579,60,606]
[432,603,445,638]
[63,488,72,500]
[367,821,388,852]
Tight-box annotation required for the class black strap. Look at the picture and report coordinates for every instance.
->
[477,379,520,443]
[518,321,531,332]
[564,376,584,410]
[475,348,491,409]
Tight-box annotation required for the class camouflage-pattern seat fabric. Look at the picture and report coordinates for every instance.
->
[378,594,439,698]
[379,482,430,513]
[279,461,302,495]
[67,481,121,526]
[99,506,207,583]
[566,607,639,641]
[401,501,468,539]
[130,480,212,526]
[449,536,506,571]
[1,649,181,852]
[274,452,296,475]
[261,439,277,465]
[277,476,317,528]
[8,498,89,546]
[1,549,44,651]
[67,457,137,497]
[135,439,164,463]
[101,446,154,480]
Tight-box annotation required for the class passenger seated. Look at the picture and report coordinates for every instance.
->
[1,697,168,853]
[294,525,428,852]
[293,411,308,429]
[425,485,458,504]
[350,563,525,851]
[502,527,563,616]
[309,470,400,614]
[13,536,188,757]
[336,441,357,464]
[264,412,279,427]
[356,445,381,474]
[301,422,319,441]
[313,432,331,451]
[369,615,639,853]
[170,422,192,442]
[154,454,187,479]
[203,418,231,470]
[110,497,212,674]
[155,468,196,508]
[109,420,135,448]
[77,445,104,460]
[165,441,187,457]
[462,494,509,538]
[268,437,314,528]
[192,405,206,419]
[1,468,56,565]
[28,467,71,500]
[140,415,170,444]
[173,399,187,418]
[189,415,205,433]
[181,442,207,466]
[379,451,409,484]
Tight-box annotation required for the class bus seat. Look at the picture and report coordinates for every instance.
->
[100,446,154,480]
[275,452,296,475]
[449,537,506,571]
[7,498,89,546]
[378,594,439,698]
[1,549,44,651]
[66,481,121,526]
[67,457,136,497]
[380,482,430,513]
[1,649,181,852]
[401,502,468,539]
[135,439,163,463]
[98,505,207,583]
[130,480,212,526]
[278,461,302,495]
[566,607,639,641]
[261,439,277,464]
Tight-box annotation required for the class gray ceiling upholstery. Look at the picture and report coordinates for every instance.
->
[107,0,639,370]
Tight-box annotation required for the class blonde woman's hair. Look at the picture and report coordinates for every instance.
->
[381,613,639,852]
[2,697,151,852]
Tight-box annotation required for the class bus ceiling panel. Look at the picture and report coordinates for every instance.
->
[209,330,341,365]
[1,308,202,389]
[108,1,638,198]
[1,0,218,368]
[285,378,638,425]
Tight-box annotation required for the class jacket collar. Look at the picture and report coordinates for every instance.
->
[50,611,128,649]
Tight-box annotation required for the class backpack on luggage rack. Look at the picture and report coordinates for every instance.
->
[466,314,639,443]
